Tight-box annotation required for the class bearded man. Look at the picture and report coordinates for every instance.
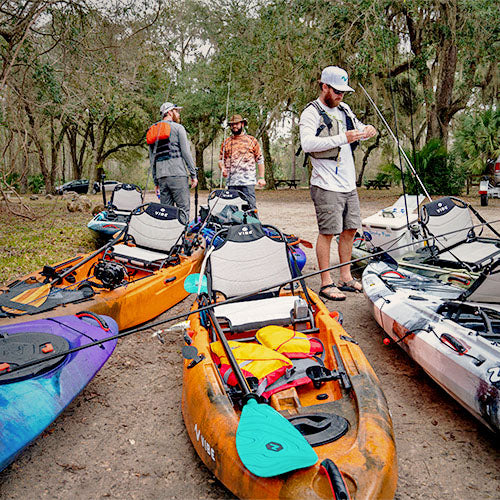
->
[218,114,265,210]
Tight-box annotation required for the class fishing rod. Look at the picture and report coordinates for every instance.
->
[359,83,431,201]
[3,216,500,378]
[219,65,232,188]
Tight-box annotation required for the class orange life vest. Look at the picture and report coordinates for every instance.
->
[146,121,171,145]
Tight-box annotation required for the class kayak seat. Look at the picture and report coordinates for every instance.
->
[206,189,250,220]
[420,196,500,270]
[214,295,312,334]
[109,183,143,212]
[206,223,315,336]
[108,203,187,268]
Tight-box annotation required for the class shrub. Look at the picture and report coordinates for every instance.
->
[381,139,466,196]
[28,174,45,193]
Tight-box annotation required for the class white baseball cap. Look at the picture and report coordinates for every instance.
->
[320,66,354,92]
[160,102,183,116]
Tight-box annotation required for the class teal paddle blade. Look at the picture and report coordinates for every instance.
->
[183,273,207,294]
[236,399,318,477]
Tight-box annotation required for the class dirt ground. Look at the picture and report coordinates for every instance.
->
[1,188,499,499]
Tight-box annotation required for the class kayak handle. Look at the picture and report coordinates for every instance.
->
[319,459,351,500]
[76,311,110,332]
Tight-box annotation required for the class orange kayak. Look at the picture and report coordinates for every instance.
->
[182,289,397,499]
[0,239,204,330]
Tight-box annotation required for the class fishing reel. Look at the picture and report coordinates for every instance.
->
[94,260,127,289]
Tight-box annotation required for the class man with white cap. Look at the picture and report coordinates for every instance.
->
[147,102,197,218]
[299,66,377,301]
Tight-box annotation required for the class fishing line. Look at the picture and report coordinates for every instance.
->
[359,84,431,200]
[220,64,232,188]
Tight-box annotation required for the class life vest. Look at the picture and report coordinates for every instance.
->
[296,102,359,166]
[256,325,323,359]
[146,121,181,163]
[210,340,293,395]
[146,121,171,144]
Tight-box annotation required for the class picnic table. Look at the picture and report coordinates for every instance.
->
[275,179,300,189]
[364,179,391,189]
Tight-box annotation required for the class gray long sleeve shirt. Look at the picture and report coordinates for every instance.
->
[149,121,197,184]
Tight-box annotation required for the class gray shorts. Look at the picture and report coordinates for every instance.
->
[310,186,361,235]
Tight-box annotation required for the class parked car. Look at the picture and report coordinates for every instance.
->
[55,179,93,195]
[479,154,500,206]
[92,180,121,194]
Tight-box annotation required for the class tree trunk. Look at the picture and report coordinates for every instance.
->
[356,134,381,187]
[407,1,458,150]
[261,129,275,189]
[425,3,457,147]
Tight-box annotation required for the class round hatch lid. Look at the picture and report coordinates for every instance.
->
[0,331,69,384]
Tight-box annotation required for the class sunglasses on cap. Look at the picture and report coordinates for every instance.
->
[326,84,345,95]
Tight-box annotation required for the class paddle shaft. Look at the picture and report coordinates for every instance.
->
[207,308,253,397]
[3,217,500,377]
[194,182,198,224]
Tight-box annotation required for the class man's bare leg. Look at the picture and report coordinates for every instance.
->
[338,228,362,290]
[316,233,346,299]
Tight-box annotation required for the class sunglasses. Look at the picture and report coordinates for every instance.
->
[326,84,345,95]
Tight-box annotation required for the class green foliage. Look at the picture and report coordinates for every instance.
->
[28,174,45,193]
[451,108,500,175]
[0,198,95,286]
[382,139,466,196]
[2,173,20,190]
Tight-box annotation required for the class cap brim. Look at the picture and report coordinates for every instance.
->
[335,84,355,92]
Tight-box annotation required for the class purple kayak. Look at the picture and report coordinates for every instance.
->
[0,312,118,471]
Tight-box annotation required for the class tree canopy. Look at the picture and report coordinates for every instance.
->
[0,0,497,194]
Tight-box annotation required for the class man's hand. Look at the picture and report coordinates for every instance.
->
[345,130,366,143]
[155,185,160,198]
[257,178,266,188]
[191,178,198,189]
[362,125,377,139]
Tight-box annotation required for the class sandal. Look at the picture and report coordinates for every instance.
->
[319,283,346,301]
[338,278,363,293]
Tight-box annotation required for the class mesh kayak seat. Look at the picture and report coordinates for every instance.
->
[206,223,314,334]
[420,196,500,270]
[109,183,143,214]
[207,189,250,219]
[214,295,302,333]
[109,203,187,268]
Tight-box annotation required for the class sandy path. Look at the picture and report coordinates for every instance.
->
[1,188,499,499]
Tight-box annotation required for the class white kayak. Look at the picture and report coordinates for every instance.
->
[363,259,500,433]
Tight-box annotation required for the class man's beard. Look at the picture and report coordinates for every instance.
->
[232,127,243,135]
[324,95,336,108]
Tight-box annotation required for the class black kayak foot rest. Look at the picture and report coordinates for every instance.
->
[288,413,349,447]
